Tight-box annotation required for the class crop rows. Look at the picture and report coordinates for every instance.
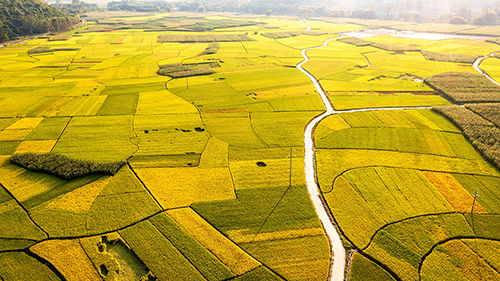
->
[261,31,304,39]
[425,71,500,103]
[337,36,418,51]
[158,62,219,78]
[421,239,500,280]
[466,103,500,126]
[336,37,372,46]
[2,13,500,281]
[158,34,254,43]
[28,46,79,54]
[420,50,478,64]
[48,34,72,41]
[182,19,258,31]
[433,105,500,170]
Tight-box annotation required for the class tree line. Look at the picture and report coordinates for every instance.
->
[0,0,79,42]
[108,0,500,25]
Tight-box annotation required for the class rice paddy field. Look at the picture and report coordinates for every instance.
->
[0,11,500,281]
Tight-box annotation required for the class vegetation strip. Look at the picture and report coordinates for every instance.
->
[425,72,500,103]
[10,152,126,180]
[432,106,500,171]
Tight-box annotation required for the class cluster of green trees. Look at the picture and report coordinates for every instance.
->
[55,0,102,15]
[471,6,500,25]
[162,0,500,24]
[107,0,174,13]
[0,0,79,42]
[171,0,336,17]
[425,0,500,25]
[161,0,422,21]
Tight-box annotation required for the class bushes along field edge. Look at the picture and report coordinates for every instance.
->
[10,152,126,180]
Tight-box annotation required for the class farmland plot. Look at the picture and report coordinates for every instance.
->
[1,12,500,281]
[316,108,500,280]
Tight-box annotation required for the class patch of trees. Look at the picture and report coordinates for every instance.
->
[11,153,126,180]
[107,0,173,13]
[472,8,500,25]
[171,0,332,17]
[346,9,377,20]
[0,0,79,42]
[54,0,102,15]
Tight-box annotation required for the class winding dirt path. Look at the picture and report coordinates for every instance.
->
[473,51,500,86]
[298,21,433,281]
[299,23,344,281]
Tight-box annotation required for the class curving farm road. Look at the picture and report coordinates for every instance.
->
[473,51,500,86]
[299,21,500,280]
[298,21,432,281]
[298,23,344,281]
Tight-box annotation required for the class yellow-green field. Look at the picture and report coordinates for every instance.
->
[0,11,499,281]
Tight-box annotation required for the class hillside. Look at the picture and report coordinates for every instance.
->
[0,0,78,42]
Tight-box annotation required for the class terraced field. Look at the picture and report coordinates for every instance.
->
[0,12,500,281]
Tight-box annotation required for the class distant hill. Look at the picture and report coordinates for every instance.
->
[0,0,79,42]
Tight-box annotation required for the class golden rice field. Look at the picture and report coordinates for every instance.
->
[0,11,500,281]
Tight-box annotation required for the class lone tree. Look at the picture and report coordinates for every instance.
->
[266,9,272,16]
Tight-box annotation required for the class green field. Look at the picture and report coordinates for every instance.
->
[0,11,499,281]
[316,108,500,280]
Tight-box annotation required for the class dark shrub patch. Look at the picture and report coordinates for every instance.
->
[10,152,126,180]
[256,161,267,167]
